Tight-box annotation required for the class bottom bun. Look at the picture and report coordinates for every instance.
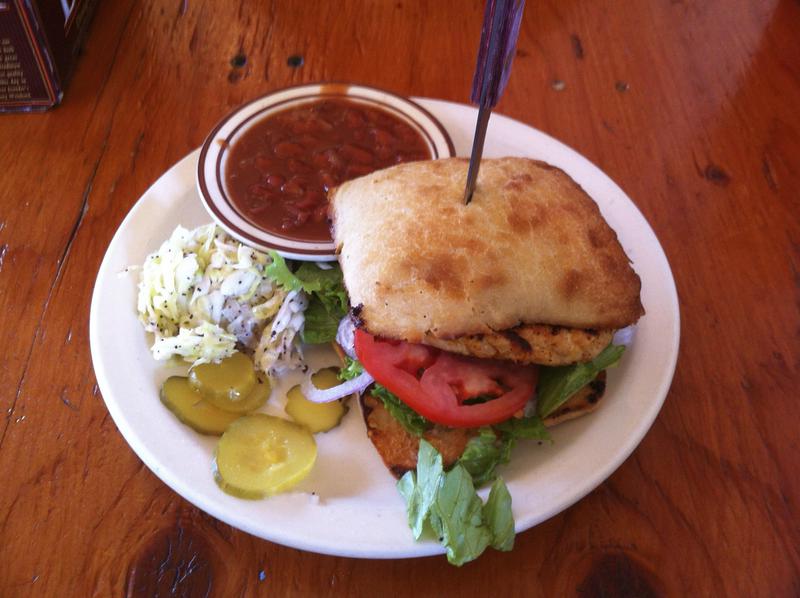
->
[359,372,607,479]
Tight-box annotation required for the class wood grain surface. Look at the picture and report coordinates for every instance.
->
[1,0,798,596]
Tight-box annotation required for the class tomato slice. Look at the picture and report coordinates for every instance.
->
[354,329,538,428]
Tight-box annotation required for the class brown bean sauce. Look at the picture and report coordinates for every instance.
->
[224,98,432,242]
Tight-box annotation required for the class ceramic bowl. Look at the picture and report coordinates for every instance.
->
[197,83,456,261]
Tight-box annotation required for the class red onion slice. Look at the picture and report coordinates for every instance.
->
[300,370,374,403]
[336,316,357,359]
[612,325,636,347]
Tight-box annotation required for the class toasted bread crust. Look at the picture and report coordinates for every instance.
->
[360,393,473,477]
[330,158,644,344]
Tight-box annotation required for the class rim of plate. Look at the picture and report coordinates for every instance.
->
[197,83,457,261]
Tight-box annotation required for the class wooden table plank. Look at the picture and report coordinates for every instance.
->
[0,0,797,596]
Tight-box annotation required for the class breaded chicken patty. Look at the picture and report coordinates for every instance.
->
[423,324,614,366]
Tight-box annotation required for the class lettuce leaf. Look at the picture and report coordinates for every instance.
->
[537,343,625,417]
[265,252,348,344]
[483,478,514,551]
[458,428,513,488]
[264,251,309,292]
[293,262,347,312]
[301,296,341,344]
[494,414,551,439]
[338,356,365,381]
[433,464,492,565]
[458,416,551,487]
[398,440,514,566]
[398,439,443,539]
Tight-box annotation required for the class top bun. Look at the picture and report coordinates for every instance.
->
[329,157,644,342]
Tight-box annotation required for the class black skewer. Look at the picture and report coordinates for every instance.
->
[464,0,526,205]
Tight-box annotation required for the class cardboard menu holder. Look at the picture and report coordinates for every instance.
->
[0,0,97,112]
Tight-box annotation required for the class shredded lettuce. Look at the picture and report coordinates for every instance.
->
[398,440,514,566]
[537,344,625,417]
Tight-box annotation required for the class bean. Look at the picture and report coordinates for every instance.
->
[319,171,339,191]
[344,109,367,128]
[321,148,342,168]
[370,127,395,146]
[281,178,305,196]
[254,156,279,173]
[374,146,394,162]
[294,211,310,226]
[339,144,374,165]
[318,99,338,112]
[396,127,422,145]
[274,142,304,158]
[304,191,327,207]
[312,152,331,169]
[246,200,270,214]
[312,204,328,222]
[374,114,396,129]
[287,158,311,174]
[289,119,327,134]
[264,174,285,188]
[295,200,314,212]
[247,184,271,198]
[295,134,321,148]
[283,202,302,216]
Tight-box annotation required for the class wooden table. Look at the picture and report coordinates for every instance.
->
[1,1,798,595]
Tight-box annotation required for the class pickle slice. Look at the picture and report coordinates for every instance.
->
[160,376,241,435]
[285,368,348,433]
[207,376,271,414]
[213,414,317,499]
[189,352,257,406]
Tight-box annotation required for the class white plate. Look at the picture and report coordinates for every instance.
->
[90,99,679,559]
